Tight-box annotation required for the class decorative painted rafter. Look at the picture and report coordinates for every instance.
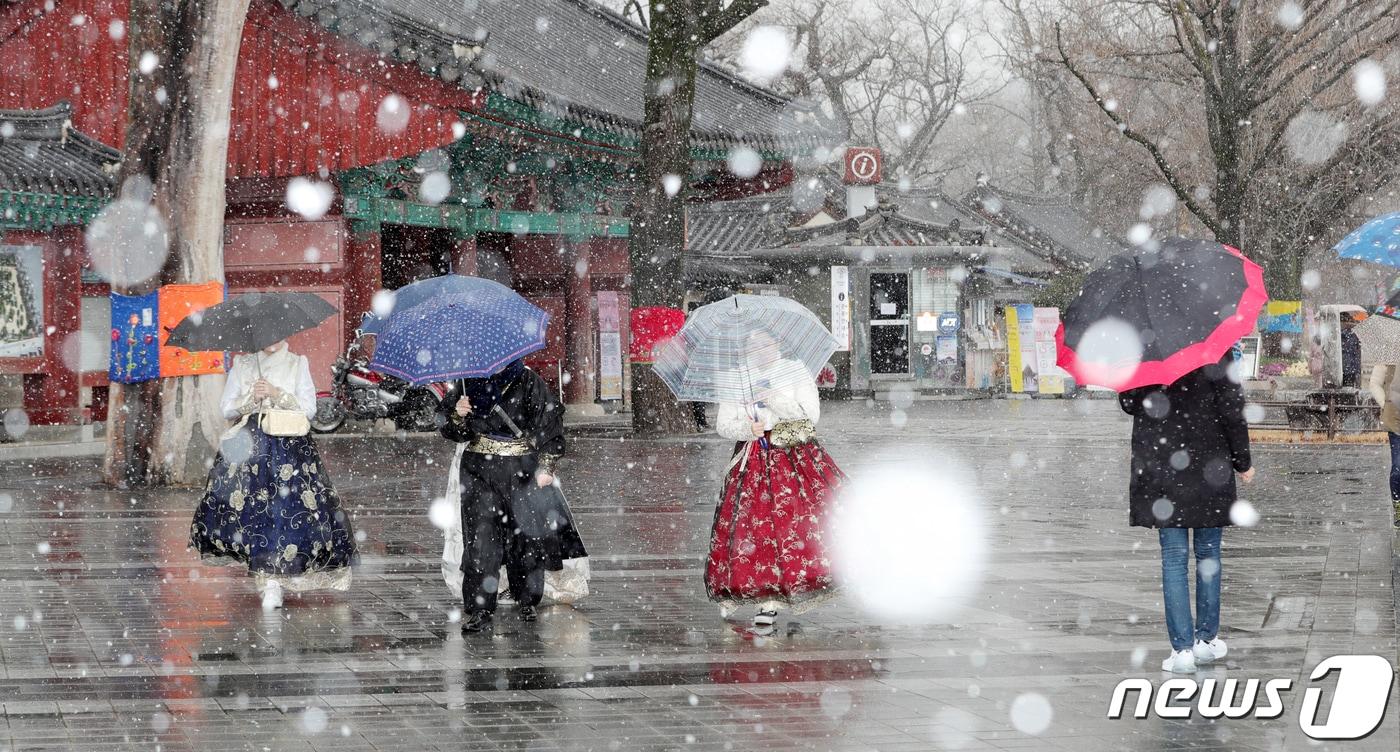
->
[0,191,107,230]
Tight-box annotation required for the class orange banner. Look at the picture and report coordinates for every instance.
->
[159,282,226,377]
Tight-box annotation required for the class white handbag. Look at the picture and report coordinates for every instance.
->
[259,408,310,437]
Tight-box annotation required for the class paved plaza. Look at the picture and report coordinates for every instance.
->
[0,399,1394,751]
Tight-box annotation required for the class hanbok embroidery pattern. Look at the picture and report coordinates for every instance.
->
[189,423,357,592]
[706,435,845,613]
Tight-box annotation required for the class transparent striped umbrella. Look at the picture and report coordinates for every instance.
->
[651,294,839,405]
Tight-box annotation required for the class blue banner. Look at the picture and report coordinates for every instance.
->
[109,291,160,383]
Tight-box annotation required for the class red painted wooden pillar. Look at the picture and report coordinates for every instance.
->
[563,239,596,405]
[22,226,83,424]
[450,233,478,275]
[343,220,381,341]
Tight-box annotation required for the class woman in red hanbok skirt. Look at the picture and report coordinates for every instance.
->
[708,362,845,634]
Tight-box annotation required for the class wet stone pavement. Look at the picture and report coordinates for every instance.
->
[0,399,1394,751]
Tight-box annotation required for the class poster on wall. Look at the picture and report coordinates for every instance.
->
[935,335,958,362]
[1015,303,1038,392]
[0,245,44,358]
[597,291,623,401]
[1260,301,1302,333]
[1033,307,1065,394]
[831,266,850,351]
[1005,307,1023,393]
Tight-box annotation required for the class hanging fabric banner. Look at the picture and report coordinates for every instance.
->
[108,291,161,383]
[158,282,226,377]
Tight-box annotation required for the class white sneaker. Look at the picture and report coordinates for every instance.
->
[261,580,284,611]
[1161,649,1197,673]
[1193,638,1227,663]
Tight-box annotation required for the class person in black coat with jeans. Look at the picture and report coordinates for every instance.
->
[1119,354,1256,673]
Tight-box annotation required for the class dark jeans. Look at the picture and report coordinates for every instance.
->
[1158,527,1222,651]
[1390,433,1400,502]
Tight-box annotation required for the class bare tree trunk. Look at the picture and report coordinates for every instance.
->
[104,0,251,486]
[630,0,764,436]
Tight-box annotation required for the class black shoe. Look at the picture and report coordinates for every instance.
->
[461,612,493,633]
[517,605,538,622]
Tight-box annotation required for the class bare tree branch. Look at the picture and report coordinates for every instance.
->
[1053,22,1222,236]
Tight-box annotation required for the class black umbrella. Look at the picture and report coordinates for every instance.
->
[166,291,337,355]
[1056,238,1268,390]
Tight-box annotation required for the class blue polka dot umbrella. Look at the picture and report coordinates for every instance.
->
[368,278,549,385]
[651,294,839,405]
[1333,211,1400,267]
[359,274,505,335]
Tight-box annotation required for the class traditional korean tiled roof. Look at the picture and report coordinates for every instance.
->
[0,102,119,198]
[963,184,1127,269]
[782,201,981,248]
[688,195,785,256]
[890,187,986,228]
[280,0,823,156]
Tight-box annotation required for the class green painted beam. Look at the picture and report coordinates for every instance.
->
[340,192,628,238]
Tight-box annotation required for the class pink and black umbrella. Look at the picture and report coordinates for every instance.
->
[1056,238,1267,391]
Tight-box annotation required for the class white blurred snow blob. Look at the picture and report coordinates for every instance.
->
[1353,60,1386,107]
[85,188,170,286]
[419,171,451,205]
[726,147,762,179]
[1073,318,1143,390]
[1139,184,1176,220]
[1009,693,1053,735]
[819,686,853,719]
[661,174,682,197]
[1284,110,1347,165]
[830,461,987,624]
[286,177,334,220]
[428,497,456,530]
[377,94,410,134]
[3,408,30,439]
[1130,646,1148,669]
[1127,223,1152,246]
[0,493,12,513]
[1243,403,1265,423]
[1275,1,1303,29]
[301,707,328,734]
[371,289,396,319]
[1300,269,1321,291]
[1229,500,1260,527]
[740,26,791,83]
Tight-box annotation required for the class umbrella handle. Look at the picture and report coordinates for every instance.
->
[747,403,770,450]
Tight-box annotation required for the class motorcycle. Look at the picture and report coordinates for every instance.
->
[312,333,445,433]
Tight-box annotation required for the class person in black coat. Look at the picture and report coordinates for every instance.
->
[437,360,586,633]
[1340,313,1362,388]
[1118,355,1256,673]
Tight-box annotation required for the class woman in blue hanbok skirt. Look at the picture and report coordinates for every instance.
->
[189,341,358,609]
